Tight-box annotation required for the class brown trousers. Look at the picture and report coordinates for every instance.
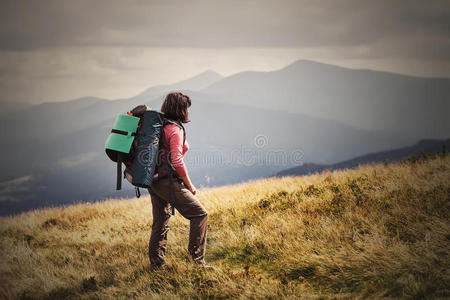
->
[147,178,208,267]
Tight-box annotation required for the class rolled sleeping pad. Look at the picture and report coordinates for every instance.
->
[105,114,140,190]
[131,110,165,188]
[105,114,140,161]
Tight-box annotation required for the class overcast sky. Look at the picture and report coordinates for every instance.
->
[0,0,449,104]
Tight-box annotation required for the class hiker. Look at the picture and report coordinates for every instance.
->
[147,92,210,270]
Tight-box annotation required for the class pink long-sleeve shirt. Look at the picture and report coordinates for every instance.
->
[161,124,189,177]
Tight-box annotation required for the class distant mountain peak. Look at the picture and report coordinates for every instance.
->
[176,69,224,87]
[282,59,431,79]
[135,69,224,99]
[281,59,345,72]
[194,69,223,79]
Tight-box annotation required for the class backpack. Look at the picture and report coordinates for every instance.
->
[105,105,185,207]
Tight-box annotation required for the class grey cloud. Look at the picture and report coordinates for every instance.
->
[1,0,449,104]
[0,0,449,60]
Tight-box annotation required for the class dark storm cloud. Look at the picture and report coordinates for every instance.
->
[0,0,449,59]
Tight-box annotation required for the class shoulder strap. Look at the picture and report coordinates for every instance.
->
[160,118,182,216]
[163,118,186,146]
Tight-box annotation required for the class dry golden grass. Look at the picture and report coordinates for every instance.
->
[0,155,449,299]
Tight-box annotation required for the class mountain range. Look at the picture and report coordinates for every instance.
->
[276,139,449,177]
[203,60,449,138]
[0,60,448,216]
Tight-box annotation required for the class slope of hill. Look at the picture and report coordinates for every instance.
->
[131,70,223,101]
[276,139,450,177]
[0,100,33,116]
[202,60,450,138]
[0,70,223,145]
[1,155,448,299]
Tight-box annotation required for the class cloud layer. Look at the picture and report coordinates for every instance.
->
[0,0,449,103]
[1,0,449,54]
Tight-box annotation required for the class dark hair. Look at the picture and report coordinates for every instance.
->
[161,92,192,123]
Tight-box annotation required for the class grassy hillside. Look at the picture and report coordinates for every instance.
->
[1,155,449,299]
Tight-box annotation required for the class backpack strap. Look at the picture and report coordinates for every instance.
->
[164,119,186,147]
[116,152,123,190]
[160,118,186,215]
[135,186,141,198]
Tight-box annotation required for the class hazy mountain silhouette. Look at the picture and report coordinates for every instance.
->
[0,60,448,216]
[0,94,417,216]
[0,71,225,181]
[203,60,450,138]
[276,139,450,177]
[0,101,33,116]
[0,71,223,143]
[131,70,223,101]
